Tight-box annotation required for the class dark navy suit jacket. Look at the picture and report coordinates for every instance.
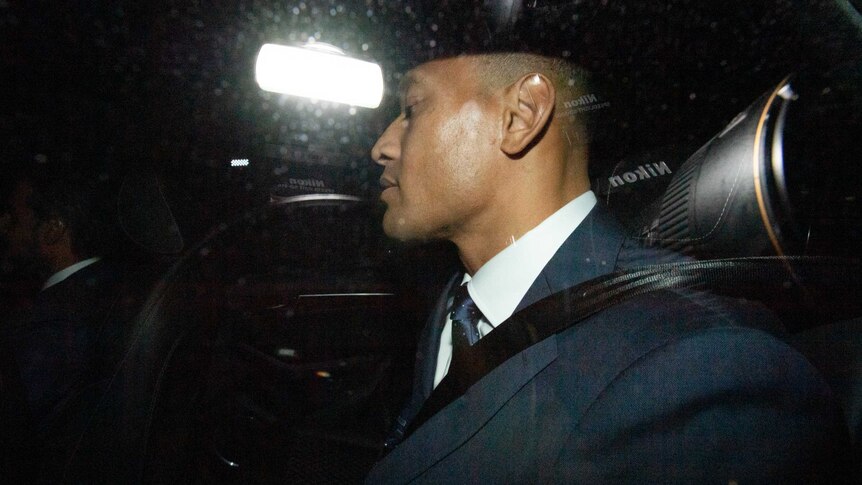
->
[11,259,118,425]
[367,205,850,483]
[8,258,121,480]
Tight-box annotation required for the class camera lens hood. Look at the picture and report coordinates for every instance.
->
[641,68,861,259]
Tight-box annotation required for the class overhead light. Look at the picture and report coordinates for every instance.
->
[255,42,384,108]
[230,158,250,167]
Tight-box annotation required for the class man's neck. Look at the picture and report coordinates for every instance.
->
[454,185,590,274]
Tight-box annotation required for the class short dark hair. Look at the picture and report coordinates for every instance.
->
[472,53,595,147]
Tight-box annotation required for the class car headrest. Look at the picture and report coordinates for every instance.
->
[117,173,184,255]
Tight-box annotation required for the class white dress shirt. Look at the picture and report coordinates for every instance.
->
[433,191,597,388]
[42,256,102,290]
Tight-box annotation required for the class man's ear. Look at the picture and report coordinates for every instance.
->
[37,218,66,246]
[501,73,555,156]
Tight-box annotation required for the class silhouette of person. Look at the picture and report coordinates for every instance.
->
[1,166,122,480]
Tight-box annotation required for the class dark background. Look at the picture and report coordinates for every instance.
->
[2,0,860,244]
[1,2,860,481]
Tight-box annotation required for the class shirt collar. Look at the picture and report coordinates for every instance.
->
[466,191,597,325]
[42,257,102,290]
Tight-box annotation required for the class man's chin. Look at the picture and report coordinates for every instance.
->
[382,212,421,242]
[382,217,410,241]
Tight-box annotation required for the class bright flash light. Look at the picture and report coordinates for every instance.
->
[230,158,250,167]
[255,43,384,109]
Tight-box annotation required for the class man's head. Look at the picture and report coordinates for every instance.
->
[371,53,593,263]
[1,168,105,276]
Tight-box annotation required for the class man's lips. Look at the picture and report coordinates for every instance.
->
[379,177,398,203]
[379,176,398,190]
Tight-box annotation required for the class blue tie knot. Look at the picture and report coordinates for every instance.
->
[450,284,482,346]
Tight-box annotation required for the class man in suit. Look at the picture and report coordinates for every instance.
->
[366,53,850,482]
[1,168,121,480]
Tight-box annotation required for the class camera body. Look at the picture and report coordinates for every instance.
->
[596,69,862,261]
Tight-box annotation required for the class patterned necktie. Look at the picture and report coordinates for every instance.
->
[449,283,483,361]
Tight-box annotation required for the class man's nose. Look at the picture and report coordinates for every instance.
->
[371,117,402,166]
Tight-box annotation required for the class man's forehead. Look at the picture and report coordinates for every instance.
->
[398,70,424,96]
[399,57,475,95]
[400,62,442,92]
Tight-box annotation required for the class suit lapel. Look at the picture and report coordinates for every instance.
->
[415,274,460,401]
[367,330,558,483]
[406,294,555,432]
[516,204,627,313]
[388,273,460,444]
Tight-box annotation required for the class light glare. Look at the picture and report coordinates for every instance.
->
[230,158,250,167]
[277,348,297,357]
[255,43,384,108]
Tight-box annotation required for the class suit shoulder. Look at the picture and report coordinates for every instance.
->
[550,288,834,432]
[550,291,849,482]
[555,287,784,360]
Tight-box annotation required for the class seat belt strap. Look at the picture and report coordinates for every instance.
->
[405,255,861,438]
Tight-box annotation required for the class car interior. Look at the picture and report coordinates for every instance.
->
[1,1,860,483]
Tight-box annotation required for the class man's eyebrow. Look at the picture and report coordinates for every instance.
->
[398,72,422,98]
